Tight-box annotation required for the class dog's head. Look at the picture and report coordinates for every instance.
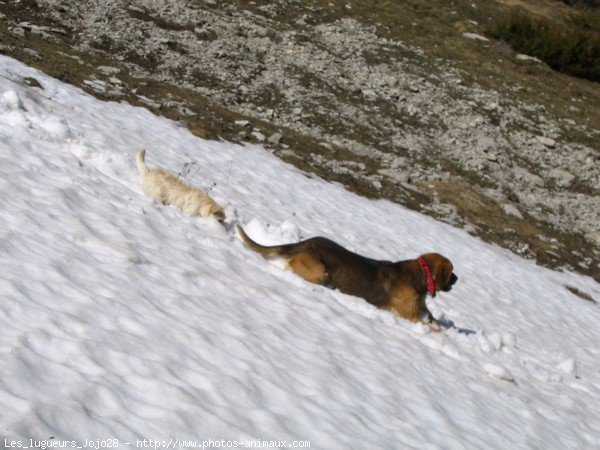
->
[420,253,458,293]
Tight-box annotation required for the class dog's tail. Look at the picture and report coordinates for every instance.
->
[136,149,149,174]
[236,225,285,259]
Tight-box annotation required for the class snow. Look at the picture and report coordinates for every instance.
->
[483,364,514,383]
[0,54,599,448]
[516,54,543,64]
[462,33,490,42]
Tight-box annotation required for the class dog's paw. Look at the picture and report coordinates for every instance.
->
[428,320,442,333]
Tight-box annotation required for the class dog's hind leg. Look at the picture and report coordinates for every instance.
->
[286,252,330,285]
[388,288,442,330]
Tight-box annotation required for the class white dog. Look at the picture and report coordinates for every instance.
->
[136,149,225,219]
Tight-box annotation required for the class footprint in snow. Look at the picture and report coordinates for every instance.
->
[0,89,24,110]
[484,363,515,383]
[556,358,577,376]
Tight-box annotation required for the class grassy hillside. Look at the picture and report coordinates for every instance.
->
[489,9,599,81]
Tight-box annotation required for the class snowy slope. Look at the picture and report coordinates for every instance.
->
[0,55,599,449]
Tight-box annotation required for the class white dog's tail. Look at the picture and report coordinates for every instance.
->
[136,149,149,174]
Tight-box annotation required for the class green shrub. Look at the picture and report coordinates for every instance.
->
[489,10,600,82]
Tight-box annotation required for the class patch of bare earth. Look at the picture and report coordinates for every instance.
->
[0,0,597,282]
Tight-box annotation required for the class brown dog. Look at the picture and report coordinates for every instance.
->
[237,225,458,330]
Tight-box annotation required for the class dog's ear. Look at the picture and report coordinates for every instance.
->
[210,202,227,215]
[211,203,227,222]
[422,253,453,291]
[435,263,451,290]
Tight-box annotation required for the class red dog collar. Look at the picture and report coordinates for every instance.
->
[417,256,436,297]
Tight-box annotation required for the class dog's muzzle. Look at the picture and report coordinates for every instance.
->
[442,273,458,292]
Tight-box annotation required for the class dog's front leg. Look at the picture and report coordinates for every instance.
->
[427,314,442,332]
[420,308,441,332]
